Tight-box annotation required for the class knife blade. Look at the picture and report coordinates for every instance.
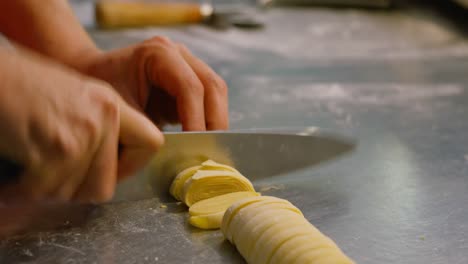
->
[113,130,355,202]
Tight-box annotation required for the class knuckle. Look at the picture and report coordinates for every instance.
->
[134,37,179,66]
[176,76,204,98]
[52,130,80,159]
[207,75,228,96]
[138,36,176,57]
[176,43,188,52]
[188,80,205,97]
[100,96,119,122]
[88,88,119,124]
[134,44,153,58]
[133,44,164,66]
[80,118,100,146]
[84,78,113,94]
[146,36,173,47]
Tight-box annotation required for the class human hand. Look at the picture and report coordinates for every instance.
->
[0,48,163,204]
[81,37,229,131]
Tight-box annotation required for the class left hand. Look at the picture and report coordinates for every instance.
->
[81,36,229,131]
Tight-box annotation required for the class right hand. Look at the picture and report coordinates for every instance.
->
[0,47,164,205]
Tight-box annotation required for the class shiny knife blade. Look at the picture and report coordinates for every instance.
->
[113,129,355,202]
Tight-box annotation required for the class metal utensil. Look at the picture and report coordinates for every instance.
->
[95,1,264,30]
[259,0,391,8]
[113,130,355,202]
[0,130,355,202]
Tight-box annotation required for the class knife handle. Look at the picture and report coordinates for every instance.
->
[96,1,206,29]
[0,144,123,188]
[0,157,22,186]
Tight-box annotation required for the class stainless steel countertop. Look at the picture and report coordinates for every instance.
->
[2,1,468,263]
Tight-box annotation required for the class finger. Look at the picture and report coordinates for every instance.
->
[50,149,95,202]
[177,44,229,130]
[45,85,105,202]
[73,125,118,203]
[118,100,164,180]
[9,129,64,202]
[73,103,120,204]
[47,130,99,202]
[14,113,97,203]
[20,165,57,202]
[142,42,206,131]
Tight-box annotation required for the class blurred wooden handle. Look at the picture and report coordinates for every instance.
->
[96,1,205,29]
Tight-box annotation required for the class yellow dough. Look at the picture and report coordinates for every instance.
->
[200,159,241,174]
[270,233,337,264]
[168,161,354,264]
[235,210,305,262]
[182,170,254,206]
[226,199,302,242]
[251,221,316,264]
[230,200,304,261]
[221,196,289,241]
[188,212,224,230]
[292,248,352,264]
[169,160,254,207]
[189,191,260,216]
[188,191,260,229]
[169,160,257,228]
[221,196,355,264]
[169,165,201,201]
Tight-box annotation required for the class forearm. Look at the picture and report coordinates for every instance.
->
[0,0,101,71]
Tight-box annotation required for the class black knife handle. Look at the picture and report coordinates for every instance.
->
[0,157,23,185]
[0,143,122,186]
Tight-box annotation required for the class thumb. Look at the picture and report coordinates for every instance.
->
[118,99,164,179]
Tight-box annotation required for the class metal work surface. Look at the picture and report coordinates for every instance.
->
[2,1,468,263]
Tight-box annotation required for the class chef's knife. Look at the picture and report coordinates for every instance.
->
[113,129,355,202]
[0,130,355,202]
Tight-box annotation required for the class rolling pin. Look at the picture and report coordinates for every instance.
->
[95,1,213,29]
